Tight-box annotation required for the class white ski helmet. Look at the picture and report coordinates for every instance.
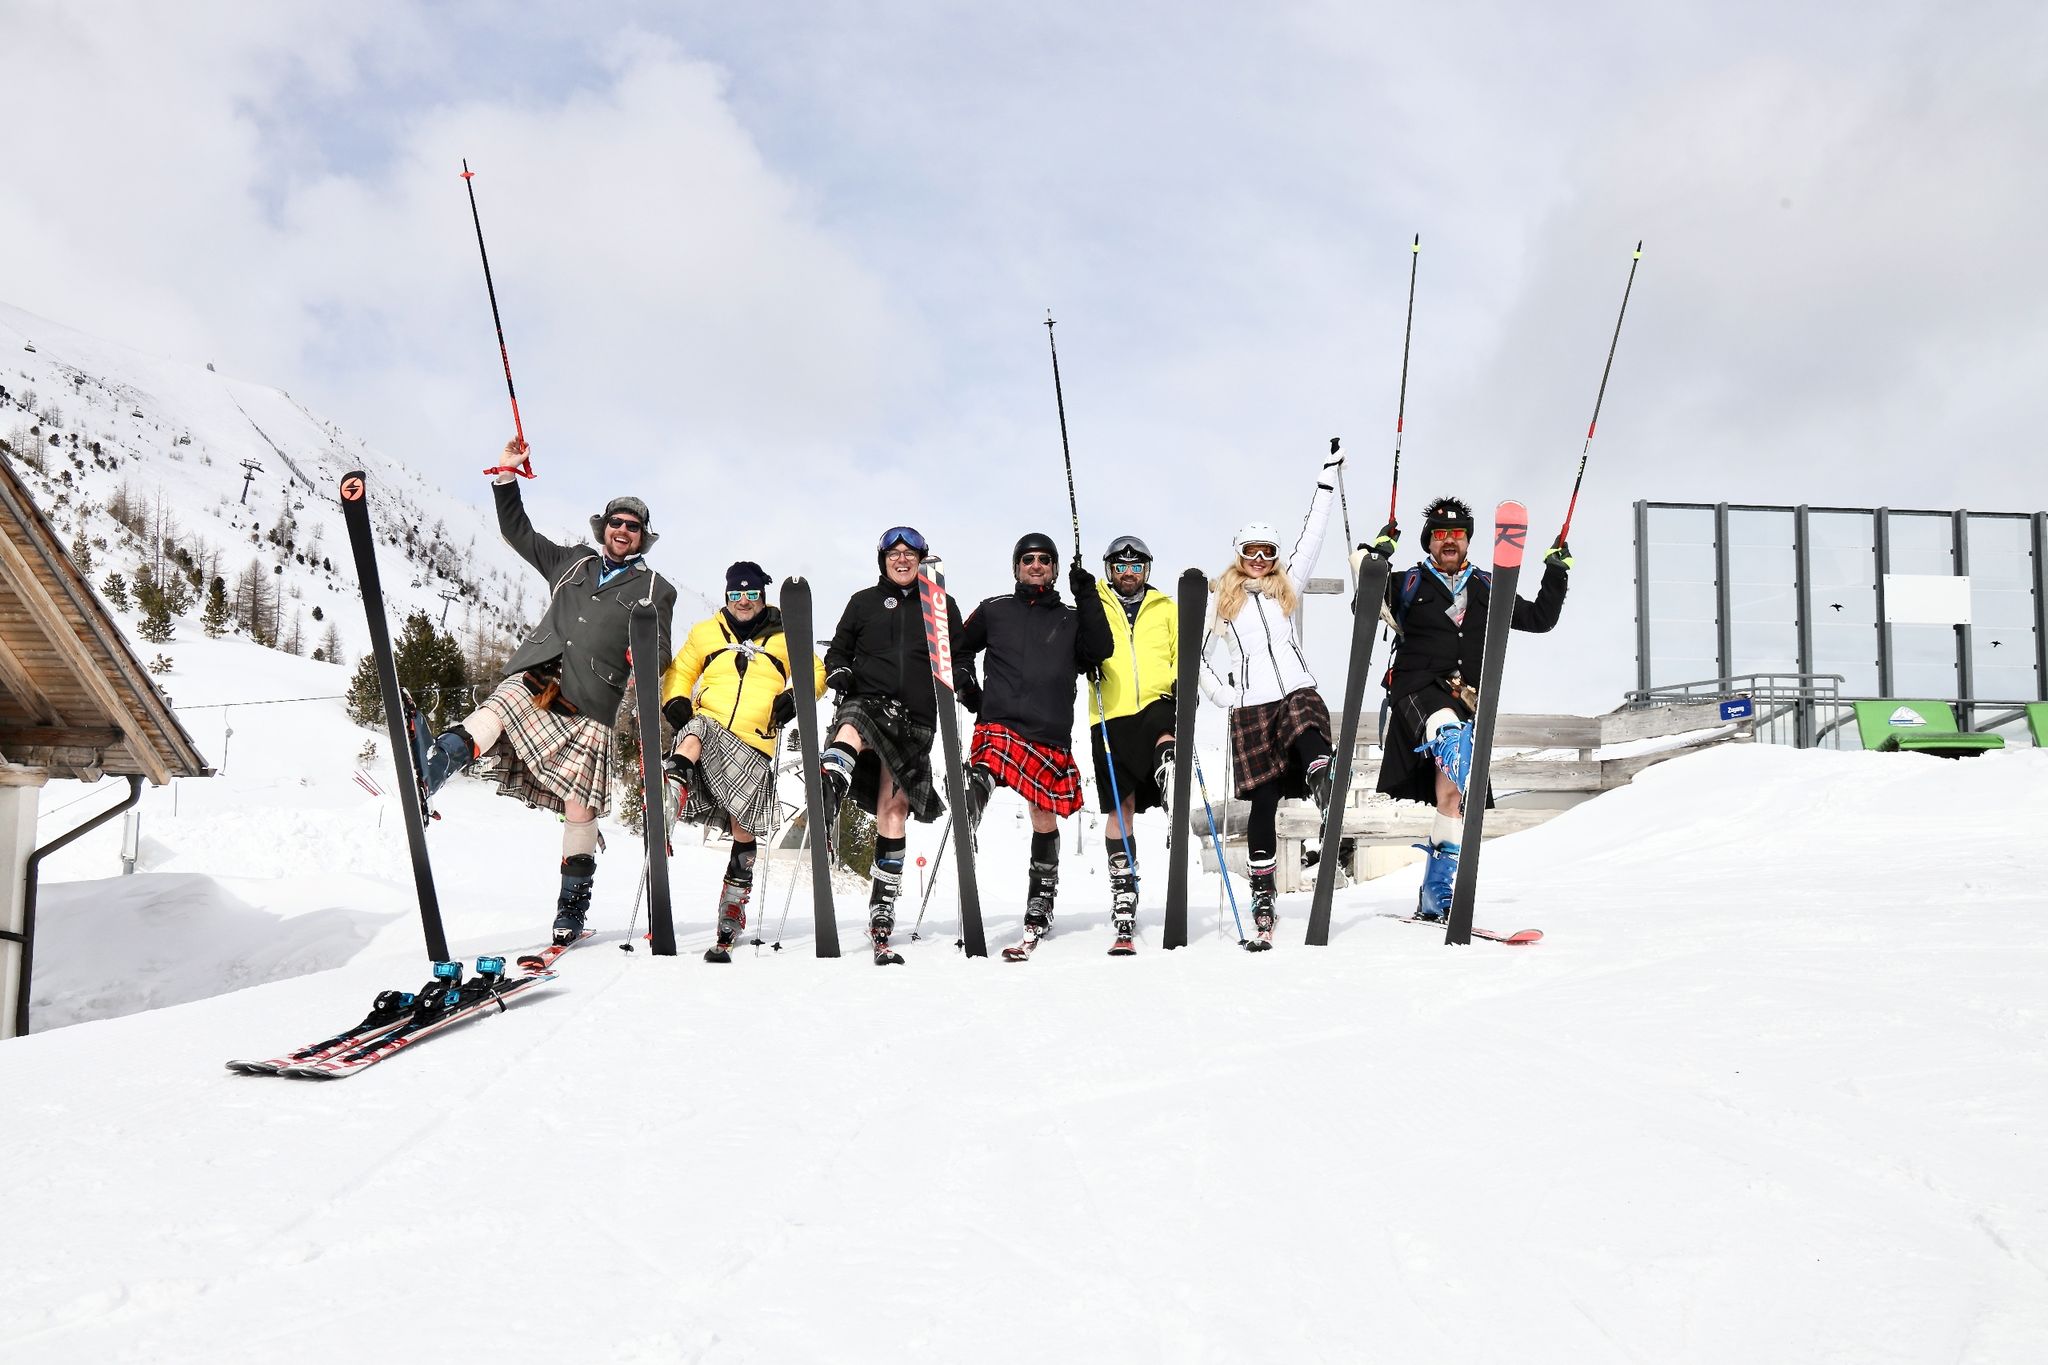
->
[1233,521,1281,559]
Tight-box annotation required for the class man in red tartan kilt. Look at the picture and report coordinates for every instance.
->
[957,532,1114,948]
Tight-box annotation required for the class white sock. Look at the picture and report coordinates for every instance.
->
[562,814,599,859]
[1423,708,1459,742]
[1431,811,1461,847]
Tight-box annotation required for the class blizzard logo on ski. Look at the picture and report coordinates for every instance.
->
[1888,706,1928,728]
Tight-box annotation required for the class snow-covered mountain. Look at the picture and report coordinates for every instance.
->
[0,300,712,683]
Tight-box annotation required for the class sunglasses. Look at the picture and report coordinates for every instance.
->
[1239,545,1279,563]
[1018,552,1057,567]
[606,517,643,531]
[726,589,763,603]
[1429,529,1469,545]
[1109,559,1149,574]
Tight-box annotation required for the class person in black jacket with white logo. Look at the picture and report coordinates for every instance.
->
[1370,495,1570,921]
[820,526,978,962]
[956,532,1114,954]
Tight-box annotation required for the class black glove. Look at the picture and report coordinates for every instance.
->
[769,690,797,730]
[1067,563,1096,601]
[956,677,983,714]
[825,666,852,703]
[662,696,693,731]
[1544,538,1574,571]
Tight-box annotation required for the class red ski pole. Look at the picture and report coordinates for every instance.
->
[462,160,533,479]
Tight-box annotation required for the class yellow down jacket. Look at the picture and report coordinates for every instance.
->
[660,608,826,757]
[1087,580,1179,724]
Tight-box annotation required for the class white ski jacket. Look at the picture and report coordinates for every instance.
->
[1200,467,1337,710]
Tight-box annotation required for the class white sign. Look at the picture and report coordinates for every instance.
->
[1883,574,1971,626]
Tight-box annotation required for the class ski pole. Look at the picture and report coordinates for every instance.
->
[460,159,533,480]
[1191,749,1246,944]
[1558,240,1643,543]
[1333,439,1354,589]
[1044,311,1082,559]
[619,866,647,953]
[1389,233,1420,524]
[911,816,950,941]
[1092,678,1139,921]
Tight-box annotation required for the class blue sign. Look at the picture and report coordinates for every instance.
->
[1719,697,1755,721]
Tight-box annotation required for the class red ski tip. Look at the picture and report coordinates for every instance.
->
[1493,501,1529,569]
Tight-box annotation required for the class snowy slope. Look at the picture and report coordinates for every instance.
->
[6,727,2046,1361]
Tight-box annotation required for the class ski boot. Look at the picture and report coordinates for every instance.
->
[705,879,750,963]
[1245,862,1277,951]
[1004,861,1058,961]
[552,854,597,945]
[965,764,997,831]
[1152,741,1176,802]
[1108,851,1139,956]
[1306,754,1335,815]
[1416,720,1474,795]
[1411,839,1460,922]
[422,724,476,796]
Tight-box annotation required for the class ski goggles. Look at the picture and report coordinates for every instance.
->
[878,526,928,556]
[1238,544,1279,563]
[725,589,764,603]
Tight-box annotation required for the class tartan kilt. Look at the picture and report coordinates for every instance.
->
[472,675,615,816]
[678,715,779,839]
[831,695,945,824]
[1228,687,1333,798]
[971,722,1084,817]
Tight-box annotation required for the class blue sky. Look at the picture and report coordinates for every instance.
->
[3,0,2042,712]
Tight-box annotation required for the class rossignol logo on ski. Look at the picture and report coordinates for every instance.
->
[1495,521,1526,551]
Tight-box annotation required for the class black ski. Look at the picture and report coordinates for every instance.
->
[1162,567,1205,949]
[338,470,449,962]
[1305,552,1394,946]
[778,578,841,958]
[628,602,676,955]
[1446,501,1527,946]
[916,559,987,958]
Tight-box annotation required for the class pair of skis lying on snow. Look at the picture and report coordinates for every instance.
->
[226,934,589,1080]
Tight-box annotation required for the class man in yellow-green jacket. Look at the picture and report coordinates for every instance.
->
[660,561,827,962]
[1084,534,1180,947]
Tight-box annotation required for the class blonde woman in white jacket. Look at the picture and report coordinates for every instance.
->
[1199,445,1344,947]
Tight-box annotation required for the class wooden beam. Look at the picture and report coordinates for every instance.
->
[0,760,49,788]
[0,532,169,785]
[0,725,124,748]
[0,632,61,726]
[1599,701,1749,745]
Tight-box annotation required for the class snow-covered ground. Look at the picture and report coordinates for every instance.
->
[7,600,2046,1359]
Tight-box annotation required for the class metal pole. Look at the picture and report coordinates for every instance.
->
[1874,507,1893,697]
[1953,509,1974,729]
[460,160,532,479]
[1714,502,1734,687]
[1634,500,1652,693]
[1794,505,1815,748]
[2034,512,2048,702]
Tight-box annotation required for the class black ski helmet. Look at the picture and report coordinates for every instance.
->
[1012,531,1060,571]
[1420,496,1475,544]
[1102,534,1154,567]
[876,524,928,571]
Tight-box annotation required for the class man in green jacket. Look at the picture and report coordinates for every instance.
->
[1085,534,1180,952]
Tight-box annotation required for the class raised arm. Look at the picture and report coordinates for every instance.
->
[1283,447,1345,599]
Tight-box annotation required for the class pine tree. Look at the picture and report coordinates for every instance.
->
[318,620,344,667]
[350,613,470,730]
[202,576,230,638]
[69,529,92,574]
[101,571,130,611]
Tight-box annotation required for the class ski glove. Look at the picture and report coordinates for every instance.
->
[825,666,852,702]
[956,677,983,714]
[662,696,693,731]
[1544,538,1574,572]
[1067,564,1096,601]
[769,690,797,730]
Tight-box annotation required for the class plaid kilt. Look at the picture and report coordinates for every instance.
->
[971,722,1084,817]
[831,695,945,824]
[678,715,779,839]
[1229,687,1333,798]
[473,675,615,816]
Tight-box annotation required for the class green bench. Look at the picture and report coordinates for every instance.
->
[1852,700,2005,757]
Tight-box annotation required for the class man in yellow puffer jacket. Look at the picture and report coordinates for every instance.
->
[1085,534,1181,945]
[659,561,826,961]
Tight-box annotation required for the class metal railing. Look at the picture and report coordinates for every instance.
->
[1627,673,2039,749]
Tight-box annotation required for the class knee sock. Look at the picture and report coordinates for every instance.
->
[458,705,504,756]
[1245,782,1281,863]
[1423,708,1459,743]
[870,833,906,911]
[726,840,757,887]
[1431,811,1461,847]
[562,813,599,859]
[1104,835,1136,870]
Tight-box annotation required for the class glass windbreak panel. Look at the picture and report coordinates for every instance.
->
[1886,512,1958,701]
[1727,508,1798,678]
[1965,514,2039,704]
[1645,505,1718,687]
[1807,510,1878,696]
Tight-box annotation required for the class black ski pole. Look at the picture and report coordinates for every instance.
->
[1389,233,1420,524]
[460,160,533,479]
[1559,240,1643,542]
[1044,312,1082,559]
[1333,438,1353,587]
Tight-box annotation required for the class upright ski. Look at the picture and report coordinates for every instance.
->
[1161,567,1205,949]
[1446,501,1527,946]
[338,470,449,962]
[628,602,676,955]
[916,559,987,958]
[1305,553,1394,945]
[778,578,840,958]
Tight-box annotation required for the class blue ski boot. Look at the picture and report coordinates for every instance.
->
[422,725,476,796]
[1415,720,1474,794]
[552,854,597,945]
[1411,838,1460,921]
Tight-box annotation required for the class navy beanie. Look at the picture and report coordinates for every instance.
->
[726,561,770,594]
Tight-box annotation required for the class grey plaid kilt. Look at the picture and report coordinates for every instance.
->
[831,695,945,824]
[677,715,779,839]
[473,675,615,816]
[1228,687,1333,798]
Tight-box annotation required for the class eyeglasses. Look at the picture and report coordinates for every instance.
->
[877,525,928,555]
[1239,545,1279,563]
[1109,559,1149,574]
[1019,552,1057,567]
[882,545,923,561]
[606,517,643,531]
[726,589,763,603]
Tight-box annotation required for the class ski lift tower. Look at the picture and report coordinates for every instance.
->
[238,459,263,505]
